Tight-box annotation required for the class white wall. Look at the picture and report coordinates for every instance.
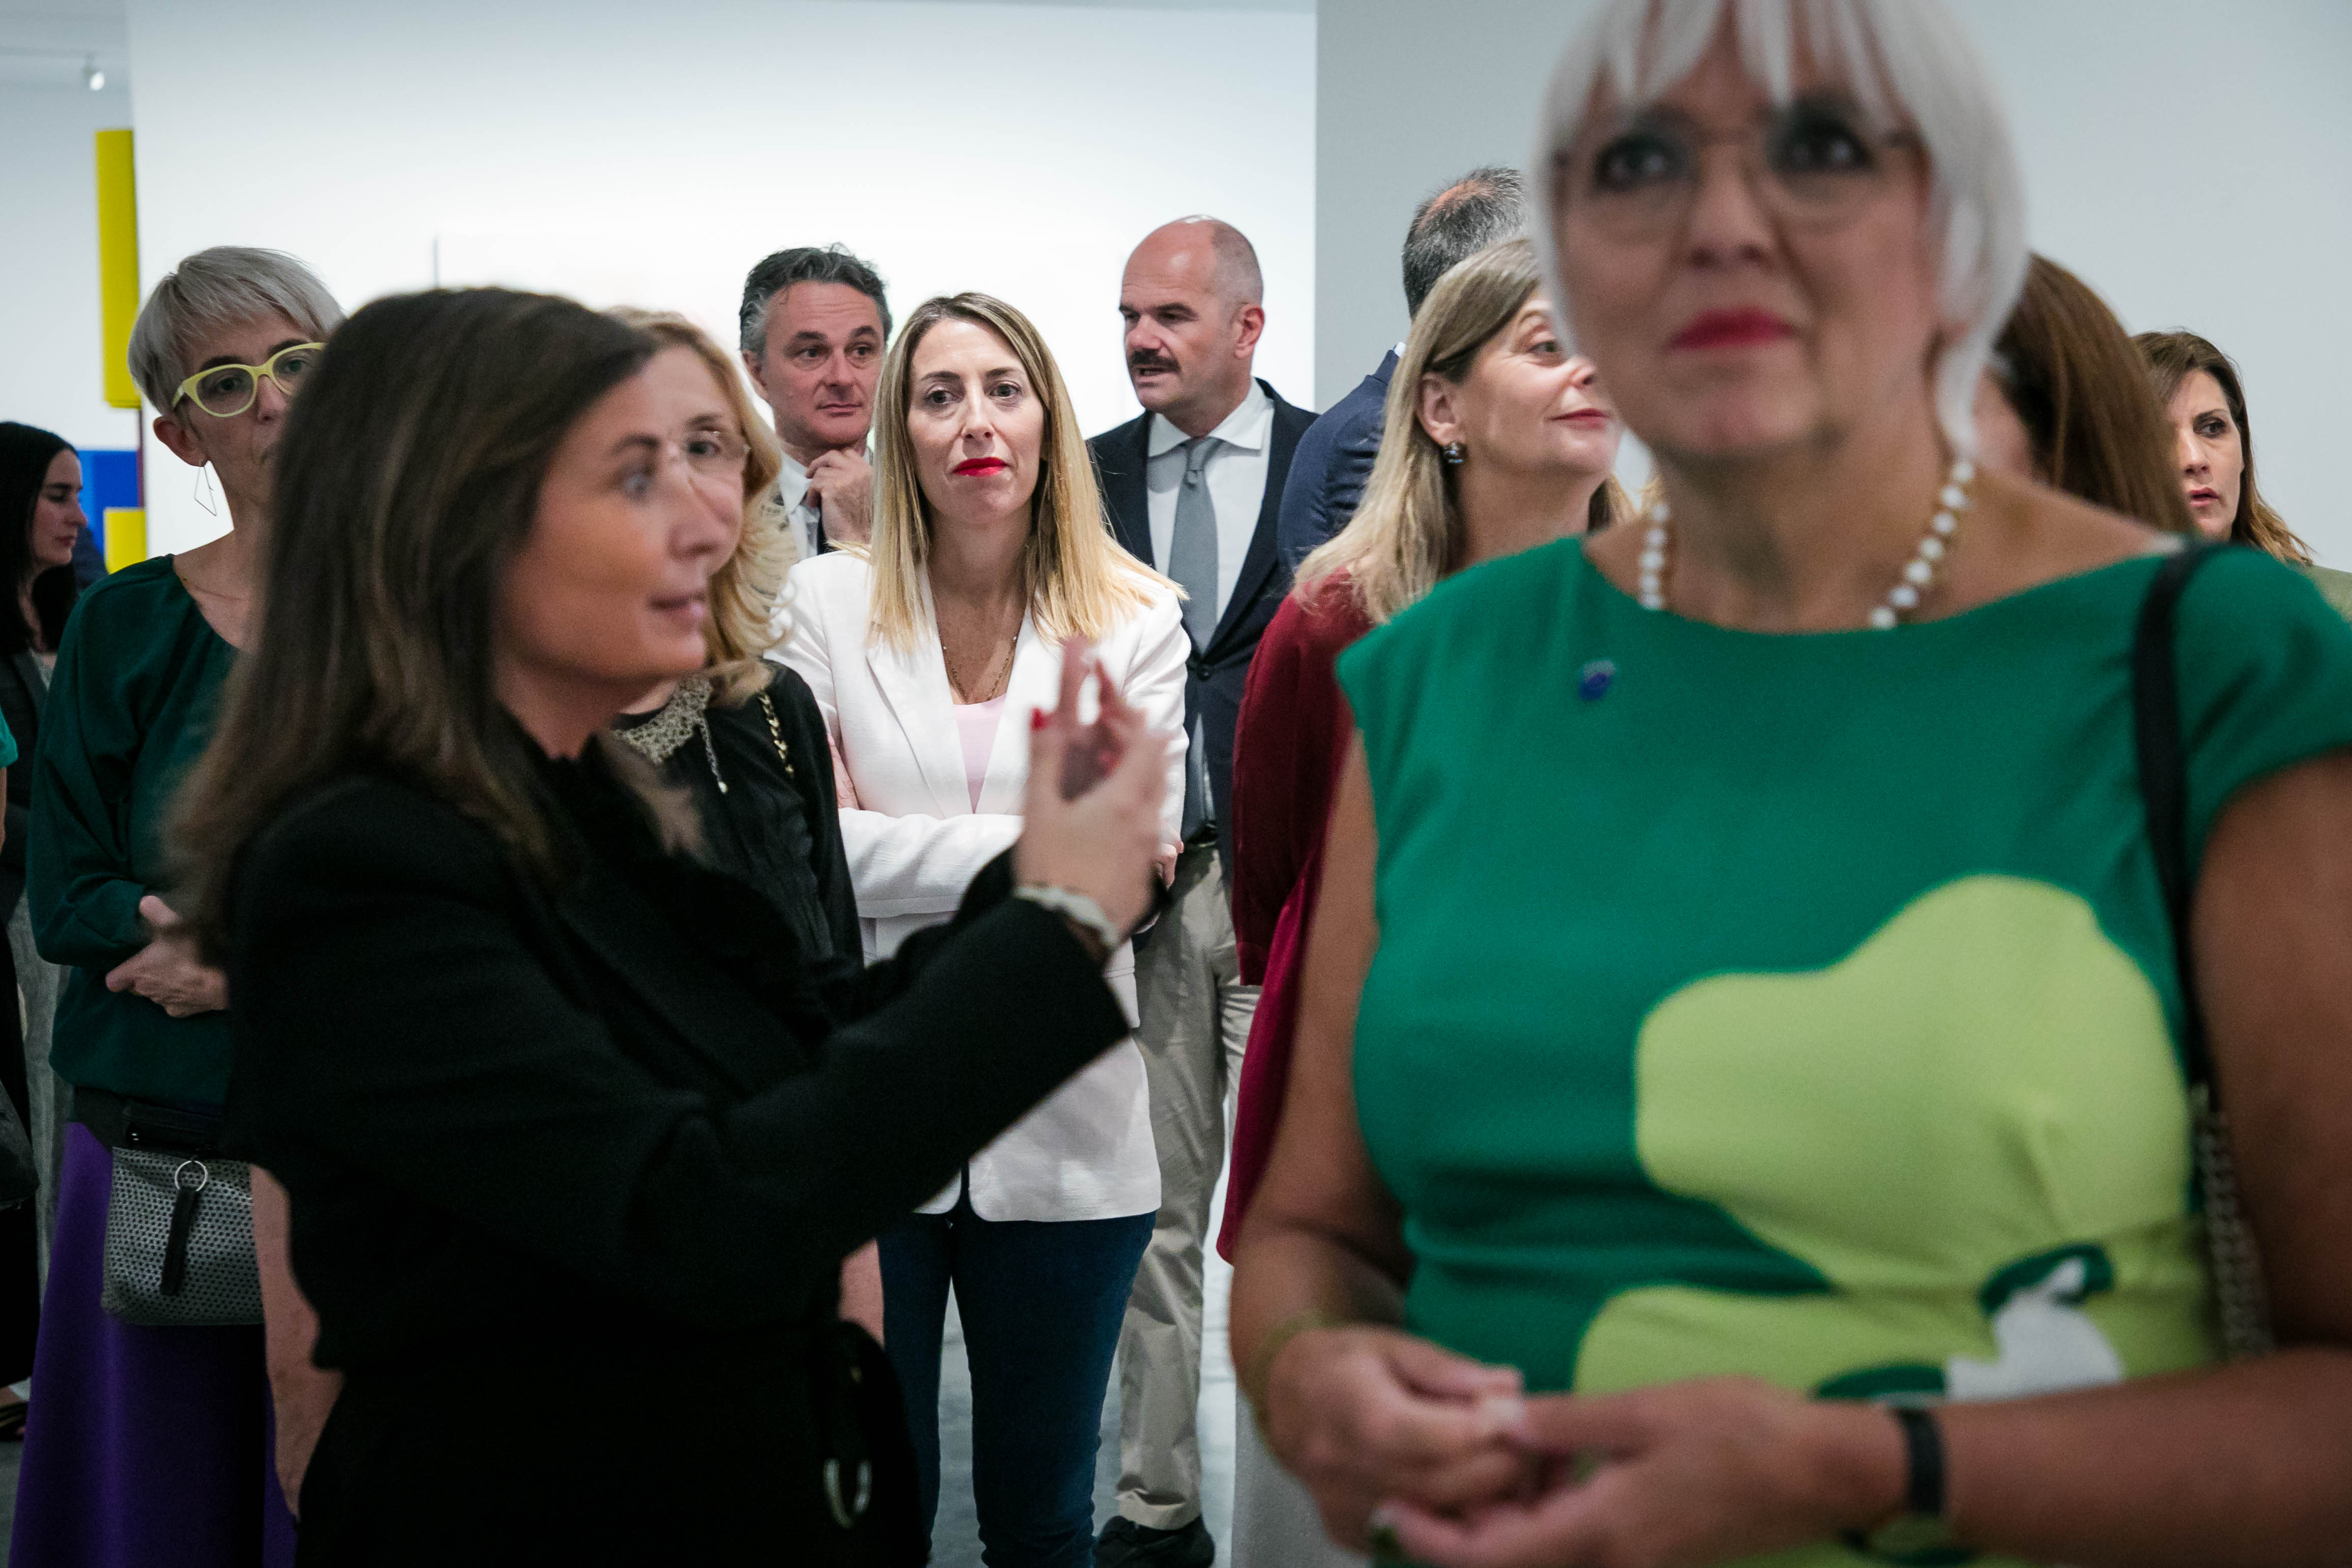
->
[0,79,140,451]
[1316,0,2352,566]
[123,0,1315,554]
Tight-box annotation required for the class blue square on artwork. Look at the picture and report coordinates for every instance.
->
[76,448,139,578]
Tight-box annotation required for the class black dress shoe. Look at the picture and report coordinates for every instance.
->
[1095,1515,1215,1568]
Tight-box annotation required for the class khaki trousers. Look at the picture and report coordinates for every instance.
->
[1233,1397,1366,1568]
[1115,845,1256,1530]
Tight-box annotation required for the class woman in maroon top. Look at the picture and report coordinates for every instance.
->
[1219,236,1627,1562]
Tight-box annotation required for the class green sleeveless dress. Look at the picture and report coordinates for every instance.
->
[1337,541,2352,1566]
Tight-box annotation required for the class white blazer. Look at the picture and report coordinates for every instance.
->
[780,550,1190,1222]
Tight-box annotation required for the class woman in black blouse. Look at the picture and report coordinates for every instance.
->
[174,287,1169,1565]
[604,310,882,1337]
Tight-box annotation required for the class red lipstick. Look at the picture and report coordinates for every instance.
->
[1669,308,1796,351]
[953,457,1009,477]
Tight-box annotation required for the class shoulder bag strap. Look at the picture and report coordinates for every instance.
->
[2128,540,2274,1359]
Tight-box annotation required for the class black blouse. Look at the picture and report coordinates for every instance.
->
[613,663,860,970]
[225,729,1129,1559]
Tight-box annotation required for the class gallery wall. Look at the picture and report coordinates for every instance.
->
[1315,0,2352,564]
[0,78,138,454]
[120,0,1316,553]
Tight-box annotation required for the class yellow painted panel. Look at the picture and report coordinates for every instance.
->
[103,508,147,573]
[96,129,140,411]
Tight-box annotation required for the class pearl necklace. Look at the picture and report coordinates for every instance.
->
[1637,457,1976,630]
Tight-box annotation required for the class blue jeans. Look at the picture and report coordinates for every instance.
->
[881,1192,1153,1568]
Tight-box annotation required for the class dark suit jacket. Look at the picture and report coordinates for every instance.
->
[1089,379,1316,873]
[225,748,1128,1563]
[1274,350,1397,573]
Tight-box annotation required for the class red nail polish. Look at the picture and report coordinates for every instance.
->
[1031,708,1048,730]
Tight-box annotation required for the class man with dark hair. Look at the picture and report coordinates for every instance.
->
[1273,166,1527,569]
[738,244,891,555]
[1087,217,1314,1568]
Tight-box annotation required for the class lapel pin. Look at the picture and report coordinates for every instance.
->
[1577,659,1616,702]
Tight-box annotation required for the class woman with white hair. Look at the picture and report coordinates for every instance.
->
[14,245,341,1567]
[1231,3,2352,1565]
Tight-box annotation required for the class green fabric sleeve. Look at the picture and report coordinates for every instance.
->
[0,708,16,771]
[28,590,153,968]
[2171,548,2352,872]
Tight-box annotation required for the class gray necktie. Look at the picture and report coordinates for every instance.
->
[1170,437,1219,838]
[1171,438,1220,646]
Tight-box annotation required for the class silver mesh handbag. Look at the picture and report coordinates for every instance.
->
[95,1100,262,1328]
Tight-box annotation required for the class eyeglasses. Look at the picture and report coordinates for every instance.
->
[172,342,324,418]
[1557,99,1920,241]
[619,428,752,500]
[674,428,750,477]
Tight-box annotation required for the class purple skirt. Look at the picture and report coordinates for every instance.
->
[10,1122,296,1568]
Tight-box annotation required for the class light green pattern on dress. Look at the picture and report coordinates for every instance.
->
[1577,877,2214,1566]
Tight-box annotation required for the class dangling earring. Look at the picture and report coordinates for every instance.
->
[193,463,220,517]
[1441,442,1466,467]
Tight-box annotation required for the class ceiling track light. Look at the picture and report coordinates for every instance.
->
[84,57,105,91]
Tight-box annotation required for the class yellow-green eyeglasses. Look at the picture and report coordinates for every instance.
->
[172,342,324,419]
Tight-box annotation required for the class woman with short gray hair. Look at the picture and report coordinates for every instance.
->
[12,245,340,1568]
[1232,2,2352,1564]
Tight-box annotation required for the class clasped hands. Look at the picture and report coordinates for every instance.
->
[1263,1325,1905,1568]
[105,895,229,1018]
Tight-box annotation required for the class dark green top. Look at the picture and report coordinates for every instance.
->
[30,555,236,1104]
[1339,543,2352,1568]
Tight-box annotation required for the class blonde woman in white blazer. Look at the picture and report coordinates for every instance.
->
[781,292,1186,1565]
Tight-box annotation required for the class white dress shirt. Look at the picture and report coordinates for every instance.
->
[779,552,1192,1222]
[1145,378,1273,629]
[776,451,822,563]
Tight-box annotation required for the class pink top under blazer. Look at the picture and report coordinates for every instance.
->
[780,550,1190,1222]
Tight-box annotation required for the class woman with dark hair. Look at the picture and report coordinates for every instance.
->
[0,420,70,1434]
[0,425,80,1293]
[174,286,1169,1564]
[1970,258,2193,535]
[2137,330,2350,617]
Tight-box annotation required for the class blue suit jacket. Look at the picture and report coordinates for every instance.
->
[1274,349,1397,571]
[1089,380,1316,877]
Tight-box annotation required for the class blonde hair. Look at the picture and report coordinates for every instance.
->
[867,292,1166,648]
[607,308,789,703]
[1299,238,1627,625]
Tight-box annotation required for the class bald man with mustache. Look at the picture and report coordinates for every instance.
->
[1086,217,1320,1568]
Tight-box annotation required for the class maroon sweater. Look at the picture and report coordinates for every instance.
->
[1217,574,1372,1260]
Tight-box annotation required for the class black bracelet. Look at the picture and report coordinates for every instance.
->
[1895,1405,1944,1518]
[1841,1404,1950,1557]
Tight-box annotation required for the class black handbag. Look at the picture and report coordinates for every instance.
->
[2130,542,2273,1361]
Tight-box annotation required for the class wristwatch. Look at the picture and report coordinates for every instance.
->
[1846,1405,1964,1562]
[1014,884,1123,959]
